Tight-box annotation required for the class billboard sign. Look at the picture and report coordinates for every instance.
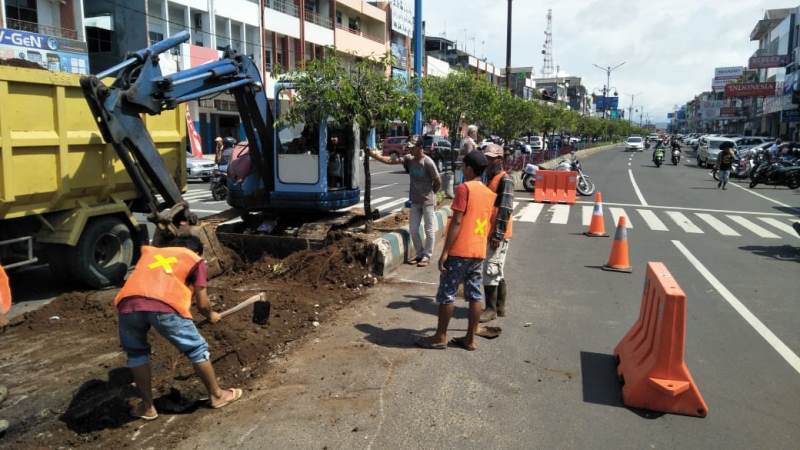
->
[714,66,744,80]
[594,96,619,110]
[0,27,89,74]
[725,82,777,97]
[667,112,674,119]
[748,54,790,69]
[390,0,414,38]
[719,107,739,117]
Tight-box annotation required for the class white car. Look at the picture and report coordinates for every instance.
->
[527,136,544,151]
[186,152,216,181]
[698,138,736,168]
[625,136,645,152]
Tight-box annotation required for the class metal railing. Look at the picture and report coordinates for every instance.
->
[305,9,333,29]
[5,18,78,40]
[335,23,385,45]
[267,0,300,18]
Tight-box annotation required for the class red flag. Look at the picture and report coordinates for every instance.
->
[186,106,204,158]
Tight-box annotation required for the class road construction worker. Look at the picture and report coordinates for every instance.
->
[0,264,11,435]
[115,235,242,421]
[480,144,514,322]
[415,151,496,351]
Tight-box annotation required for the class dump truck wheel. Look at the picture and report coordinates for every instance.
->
[71,217,134,288]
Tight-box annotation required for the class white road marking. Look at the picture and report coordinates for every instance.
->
[758,217,800,238]
[202,200,228,205]
[694,213,740,236]
[582,205,593,226]
[636,209,668,231]
[371,183,399,191]
[609,207,632,228]
[370,170,397,176]
[517,203,545,223]
[377,198,408,210]
[512,201,520,211]
[726,215,780,239]
[549,204,570,224]
[343,196,393,211]
[628,169,648,206]
[524,198,797,218]
[728,182,798,212]
[665,211,703,233]
[192,208,223,214]
[672,240,800,376]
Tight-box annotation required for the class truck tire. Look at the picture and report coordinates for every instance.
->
[71,217,134,288]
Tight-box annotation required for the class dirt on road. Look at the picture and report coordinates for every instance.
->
[0,233,377,449]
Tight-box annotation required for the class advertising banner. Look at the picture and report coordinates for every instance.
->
[714,66,744,80]
[186,106,204,158]
[594,96,619,110]
[724,82,777,98]
[712,77,733,92]
[0,27,89,74]
[719,106,739,117]
[390,0,414,38]
[748,54,790,69]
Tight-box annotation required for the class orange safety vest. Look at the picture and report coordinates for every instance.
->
[450,180,497,259]
[0,265,11,315]
[488,171,513,240]
[115,246,202,319]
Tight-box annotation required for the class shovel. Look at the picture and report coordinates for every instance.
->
[197,293,269,326]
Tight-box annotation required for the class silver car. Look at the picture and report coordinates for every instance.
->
[698,138,736,168]
[186,152,216,181]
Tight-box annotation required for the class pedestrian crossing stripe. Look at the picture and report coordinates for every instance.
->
[512,203,797,240]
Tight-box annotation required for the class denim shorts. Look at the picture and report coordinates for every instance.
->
[436,256,484,305]
[118,312,210,368]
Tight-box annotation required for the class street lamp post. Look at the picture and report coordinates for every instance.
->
[627,92,642,125]
[592,62,626,119]
[413,0,423,135]
[505,0,512,91]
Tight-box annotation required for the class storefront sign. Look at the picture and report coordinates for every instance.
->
[0,27,89,74]
[390,0,414,38]
[724,82,777,97]
[719,106,739,117]
[783,72,797,95]
[748,54,790,69]
[714,66,744,80]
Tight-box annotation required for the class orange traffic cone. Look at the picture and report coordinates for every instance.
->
[602,216,632,273]
[584,192,608,237]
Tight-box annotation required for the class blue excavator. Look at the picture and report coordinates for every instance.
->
[80,31,363,272]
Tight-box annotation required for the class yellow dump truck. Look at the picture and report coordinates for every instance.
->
[0,65,187,287]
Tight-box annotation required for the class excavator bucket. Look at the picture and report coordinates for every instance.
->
[151,212,239,279]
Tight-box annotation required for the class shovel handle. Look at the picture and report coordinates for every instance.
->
[219,293,267,319]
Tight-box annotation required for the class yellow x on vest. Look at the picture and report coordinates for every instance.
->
[148,254,179,274]
[474,218,489,236]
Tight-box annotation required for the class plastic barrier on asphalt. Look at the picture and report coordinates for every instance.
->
[533,170,577,204]
[0,265,10,314]
[614,262,708,417]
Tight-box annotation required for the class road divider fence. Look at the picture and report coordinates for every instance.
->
[534,170,577,204]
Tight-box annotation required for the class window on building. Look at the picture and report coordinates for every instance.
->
[336,11,342,26]
[149,31,164,46]
[5,0,38,25]
[85,14,114,53]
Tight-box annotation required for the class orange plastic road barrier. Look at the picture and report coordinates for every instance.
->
[602,216,632,273]
[533,170,577,204]
[614,262,709,417]
[584,192,608,237]
[0,265,10,315]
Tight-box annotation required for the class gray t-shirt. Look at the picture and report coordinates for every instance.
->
[403,155,441,206]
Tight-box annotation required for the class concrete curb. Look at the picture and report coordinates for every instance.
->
[510,142,620,189]
[372,206,451,276]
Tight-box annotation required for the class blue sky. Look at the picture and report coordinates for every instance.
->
[423,0,791,122]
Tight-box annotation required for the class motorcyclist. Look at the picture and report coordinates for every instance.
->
[217,137,237,169]
[652,140,665,164]
[671,136,681,152]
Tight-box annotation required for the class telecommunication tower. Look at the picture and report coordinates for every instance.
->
[541,9,555,77]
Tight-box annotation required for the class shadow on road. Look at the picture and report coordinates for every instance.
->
[579,351,664,419]
[389,295,469,319]
[738,245,800,263]
[354,323,434,349]
[773,206,800,217]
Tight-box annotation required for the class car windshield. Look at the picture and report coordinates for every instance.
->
[627,137,642,143]
[709,140,732,150]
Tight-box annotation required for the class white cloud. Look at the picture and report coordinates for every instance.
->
[423,0,792,122]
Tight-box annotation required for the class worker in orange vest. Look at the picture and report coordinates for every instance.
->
[416,151,496,351]
[115,235,242,421]
[480,144,514,322]
[0,264,10,328]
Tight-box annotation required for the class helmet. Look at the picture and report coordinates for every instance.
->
[223,137,237,148]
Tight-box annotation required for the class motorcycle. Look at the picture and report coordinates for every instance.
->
[713,150,753,181]
[210,165,229,200]
[522,163,539,192]
[653,148,665,168]
[557,152,595,196]
[749,156,800,189]
[672,149,681,165]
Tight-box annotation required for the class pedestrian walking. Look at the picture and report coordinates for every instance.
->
[415,151,496,351]
[115,235,242,421]
[717,142,735,190]
[368,136,441,267]
[461,125,478,156]
[480,144,514,322]
[213,137,224,164]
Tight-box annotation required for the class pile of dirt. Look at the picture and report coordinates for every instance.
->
[0,234,378,449]
[0,58,45,70]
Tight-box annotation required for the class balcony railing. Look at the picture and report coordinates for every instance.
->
[267,0,300,18]
[335,23,384,45]
[305,9,333,29]
[6,18,78,40]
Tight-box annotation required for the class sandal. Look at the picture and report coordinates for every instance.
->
[414,337,447,350]
[476,326,502,339]
[130,404,159,421]
[211,388,243,409]
[449,337,477,351]
[417,257,431,267]
[407,256,422,265]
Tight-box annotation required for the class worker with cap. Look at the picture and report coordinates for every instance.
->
[114,235,241,421]
[415,151,496,351]
[480,143,513,322]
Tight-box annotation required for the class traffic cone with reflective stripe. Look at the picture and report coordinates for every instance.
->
[602,216,632,273]
[584,192,608,237]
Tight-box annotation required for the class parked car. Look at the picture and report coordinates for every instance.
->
[625,136,645,152]
[186,152,216,182]
[527,135,545,151]
[698,137,737,167]
[380,135,409,161]
[423,135,455,170]
[733,136,774,152]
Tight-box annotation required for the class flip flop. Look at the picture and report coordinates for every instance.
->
[476,326,502,339]
[406,256,422,265]
[414,338,447,350]
[417,257,431,267]
[449,337,477,351]
[211,388,243,409]
[130,405,159,421]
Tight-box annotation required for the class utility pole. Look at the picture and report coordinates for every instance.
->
[628,92,641,125]
[413,0,423,135]
[505,0,512,90]
[593,62,625,119]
